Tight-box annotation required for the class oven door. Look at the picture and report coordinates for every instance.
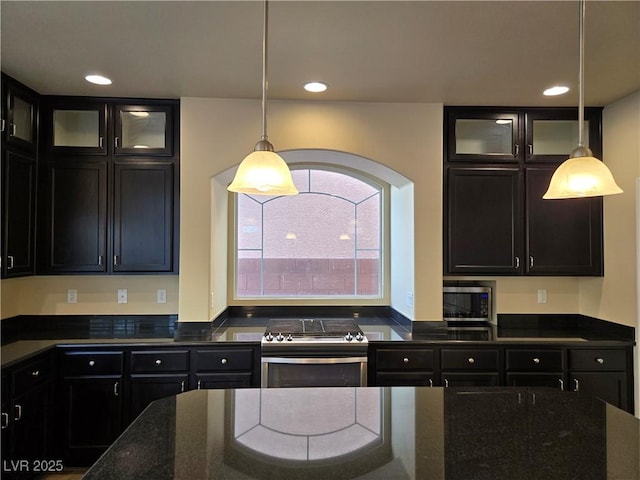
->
[261,356,368,388]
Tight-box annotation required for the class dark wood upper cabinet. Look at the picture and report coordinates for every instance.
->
[44,99,108,156]
[526,167,603,275]
[444,106,604,276]
[39,161,108,273]
[3,151,37,277]
[114,104,174,156]
[113,162,174,272]
[446,167,523,274]
[5,84,38,153]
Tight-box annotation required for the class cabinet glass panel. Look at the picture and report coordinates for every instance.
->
[455,119,514,155]
[53,110,101,147]
[120,111,166,150]
[11,95,33,142]
[532,120,590,156]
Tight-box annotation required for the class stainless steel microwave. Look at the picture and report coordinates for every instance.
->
[443,286,492,322]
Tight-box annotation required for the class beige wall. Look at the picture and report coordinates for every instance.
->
[580,91,640,328]
[181,98,443,321]
[0,275,179,319]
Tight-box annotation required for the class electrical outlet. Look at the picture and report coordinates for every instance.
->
[117,289,128,304]
[67,289,77,304]
[157,289,167,304]
[537,289,547,304]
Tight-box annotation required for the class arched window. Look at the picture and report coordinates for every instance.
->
[235,167,383,298]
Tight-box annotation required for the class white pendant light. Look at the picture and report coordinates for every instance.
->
[228,1,298,196]
[543,0,622,199]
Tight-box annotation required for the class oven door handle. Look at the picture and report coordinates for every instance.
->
[261,356,368,365]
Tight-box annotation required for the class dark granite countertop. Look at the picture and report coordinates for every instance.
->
[83,386,639,480]
[1,312,634,368]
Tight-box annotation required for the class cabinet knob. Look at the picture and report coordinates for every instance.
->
[31,370,40,377]
[221,358,228,365]
[403,357,409,364]
[88,360,96,367]
[155,359,162,365]
[532,357,540,364]
[595,357,604,364]
[467,357,475,364]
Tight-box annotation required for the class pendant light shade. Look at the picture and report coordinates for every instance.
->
[228,1,298,196]
[543,0,622,200]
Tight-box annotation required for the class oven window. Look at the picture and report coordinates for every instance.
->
[265,362,364,388]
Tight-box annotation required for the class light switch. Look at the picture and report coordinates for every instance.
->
[537,289,547,304]
[157,289,167,304]
[67,289,77,304]
[118,289,128,304]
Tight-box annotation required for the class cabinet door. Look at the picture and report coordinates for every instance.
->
[39,161,108,273]
[5,85,37,153]
[441,372,499,387]
[375,372,434,387]
[62,376,122,467]
[113,162,174,272]
[445,167,523,274]
[570,372,628,412]
[195,373,253,390]
[128,374,187,422]
[525,108,602,163]
[506,373,564,390]
[114,104,174,156]
[445,108,521,162]
[526,167,603,275]
[61,377,123,466]
[46,101,108,155]
[3,150,36,277]
[11,382,52,474]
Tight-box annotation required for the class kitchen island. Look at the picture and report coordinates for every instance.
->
[83,386,639,480]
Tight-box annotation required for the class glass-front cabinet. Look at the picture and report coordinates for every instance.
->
[114,104,173,156]
[446,107,603,164]
[4,82,38,152]
[47,100,108,155]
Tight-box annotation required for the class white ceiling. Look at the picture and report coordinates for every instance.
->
[1,1,639,106]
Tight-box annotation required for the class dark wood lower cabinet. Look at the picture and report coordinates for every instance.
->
[441,372,499,387]
[60,377,123,466]
[570,372,628,413]
[506,372,564,390]
[195,372,253,389]
[128,374,188,422]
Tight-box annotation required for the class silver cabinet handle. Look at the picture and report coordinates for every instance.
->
[533,357,540,364]
[428,378,433,387]
[197,380,202,390]
[444,378,449,388]
[14,404,22,421]
[1,413,8,429]
[0,119,5,132]
[114,136,120,149]
[7,256,14,270]
[89,360,96,367]
[528,144,533,155]
[221,358,228,365]
[98,256,103,267]
[402,357,409,364]
[114,381,119,396]
[10,123,16,136]
[559,379,564,391]
[467,357,475,364]
[99,136,104,148]
[113,255,119,267]
[155,359,162,366]
[515,256,520,269]
[595,358,604,364]
[180,381,185,393]
[31,370,40,377]
[574,379,579,392]
[529,256,534,268]
[514,144,519,156]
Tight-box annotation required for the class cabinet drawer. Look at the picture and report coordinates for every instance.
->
[441,349,498,370]
[13,354,52,395]
[376,372,434,387]
[130,350,189,373]
[506,349,563,371]
[62,351,124,376]
[569,349,626,372]
[376,349,435,370]
[195,349,254,372]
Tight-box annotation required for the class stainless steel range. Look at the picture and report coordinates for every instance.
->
[261,318,368,388]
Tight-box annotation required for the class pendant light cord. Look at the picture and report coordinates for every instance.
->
[577,0,585,147]
[261,0,269,143]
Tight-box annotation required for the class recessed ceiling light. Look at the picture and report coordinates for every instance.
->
[304,82,328,93]
[85,74,112,85]
[543,85,570,96]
